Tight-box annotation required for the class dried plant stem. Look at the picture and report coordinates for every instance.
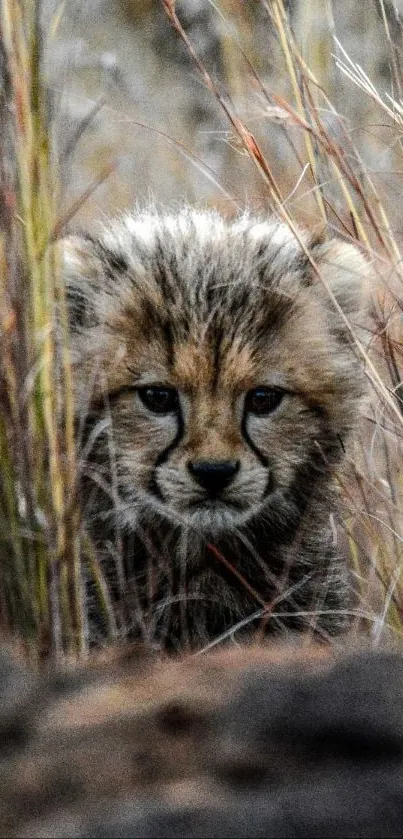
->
[267,0,328,225]
[0,0,87,659]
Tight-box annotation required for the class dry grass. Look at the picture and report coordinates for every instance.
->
[0,0,87,660]
[1,0,403,659]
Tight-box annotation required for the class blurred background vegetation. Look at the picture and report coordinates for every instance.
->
[49,0,403,231]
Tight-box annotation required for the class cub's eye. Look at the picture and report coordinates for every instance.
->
[245,387,285,416]
[137,386,179,415]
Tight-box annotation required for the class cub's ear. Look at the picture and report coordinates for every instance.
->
[55,235,102,331]
[310,238,371,318]
[54,235,117,410]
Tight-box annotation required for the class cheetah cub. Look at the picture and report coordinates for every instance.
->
[61,208,369,648]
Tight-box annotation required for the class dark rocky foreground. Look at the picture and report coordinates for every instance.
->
[1,640,403,837]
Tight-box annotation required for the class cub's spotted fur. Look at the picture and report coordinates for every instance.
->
[61,208,369,648]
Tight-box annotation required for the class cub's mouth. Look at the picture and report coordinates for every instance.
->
[178,496,261,535]
[187,497,245,512]
[150,466,271,534]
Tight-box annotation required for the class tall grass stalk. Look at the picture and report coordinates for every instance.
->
[0,0,86,660]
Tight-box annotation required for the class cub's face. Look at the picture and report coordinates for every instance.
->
[62,211,368,535]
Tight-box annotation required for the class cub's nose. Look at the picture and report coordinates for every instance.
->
[188,460,240,495]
